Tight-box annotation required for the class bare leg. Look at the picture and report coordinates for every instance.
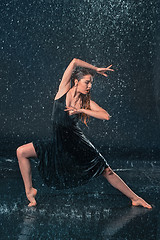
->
[16,142,38,207]
[102,167,152,209]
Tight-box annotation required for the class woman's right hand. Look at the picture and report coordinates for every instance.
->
[96,65,114,77]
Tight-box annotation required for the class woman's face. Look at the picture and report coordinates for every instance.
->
[76,74,93,95]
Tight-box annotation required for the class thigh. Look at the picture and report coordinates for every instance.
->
[19,142,37,158]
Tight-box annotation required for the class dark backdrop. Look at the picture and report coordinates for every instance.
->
[1,0,160,160]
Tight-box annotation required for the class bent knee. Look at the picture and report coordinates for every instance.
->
[16,146,24,157]
[16,146,26,158]
[16,143,37,159]
[102,167,114,176]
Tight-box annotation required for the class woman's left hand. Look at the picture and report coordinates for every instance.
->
[64,106,83,115]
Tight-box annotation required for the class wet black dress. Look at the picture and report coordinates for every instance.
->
[32,90,109,189]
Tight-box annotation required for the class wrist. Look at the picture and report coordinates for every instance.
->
[79,108,84,113]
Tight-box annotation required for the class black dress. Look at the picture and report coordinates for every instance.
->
[32,90,109,189]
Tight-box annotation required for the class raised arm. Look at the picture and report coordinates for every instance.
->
[59,58,97,90]
[58,58,76,90]
[55,58,98,100]
[55,58,114,100]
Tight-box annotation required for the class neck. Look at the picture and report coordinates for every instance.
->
[71,86,81,99]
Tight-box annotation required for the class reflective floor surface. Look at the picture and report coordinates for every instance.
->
[0,156,160,240]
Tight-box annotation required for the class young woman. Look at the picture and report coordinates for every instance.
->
[16,58,152,208]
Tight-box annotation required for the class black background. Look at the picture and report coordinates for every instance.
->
[1,0,160,160]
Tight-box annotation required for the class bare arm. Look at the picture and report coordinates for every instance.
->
[59,58,114,90]
[64,100,111,120]
[55,58,99,100]
[82,100,110,120]
[59,58,98,90]
[55,58,114,100]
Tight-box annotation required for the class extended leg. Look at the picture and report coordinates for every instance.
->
[16,142,38,207]
[102,167,152,209]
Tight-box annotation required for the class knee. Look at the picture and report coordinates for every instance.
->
[102,167,114,177]
[16,146,26,158]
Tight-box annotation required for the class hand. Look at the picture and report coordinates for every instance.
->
[96,65,114,77]
[64,106,83,115]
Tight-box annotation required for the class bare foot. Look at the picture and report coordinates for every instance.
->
[132,197,152,209]
[26,188,37,207]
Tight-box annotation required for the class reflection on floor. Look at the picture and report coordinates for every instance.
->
[0,156,159,240]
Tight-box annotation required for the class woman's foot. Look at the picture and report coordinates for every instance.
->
[132,197,152,209]
[26,188,37,207]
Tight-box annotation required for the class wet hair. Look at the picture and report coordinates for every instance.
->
[71,68,95,126]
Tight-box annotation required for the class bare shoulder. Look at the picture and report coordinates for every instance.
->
[54,83,71,100]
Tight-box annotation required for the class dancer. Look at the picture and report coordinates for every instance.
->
[16,58,152,208]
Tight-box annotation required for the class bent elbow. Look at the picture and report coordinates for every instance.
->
[105,114,110,120]
[72,58,77,66]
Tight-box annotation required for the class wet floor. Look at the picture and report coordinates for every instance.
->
[0,156,160,240]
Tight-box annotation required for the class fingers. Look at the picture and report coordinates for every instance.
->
[106,65,114,71]
[64,107,76,111]
[96,65,114,77]
[64,106,81,115]
[103,73,108,77]
[64,108,69,111]
[98,72,108,77]
[64,107,77,115]
[99,65,114,72]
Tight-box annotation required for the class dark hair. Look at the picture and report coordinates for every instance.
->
[71,68,95,86]
[71,68,95,126]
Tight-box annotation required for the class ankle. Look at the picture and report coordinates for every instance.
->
[131,195,140,201]
[25,187,33,195]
